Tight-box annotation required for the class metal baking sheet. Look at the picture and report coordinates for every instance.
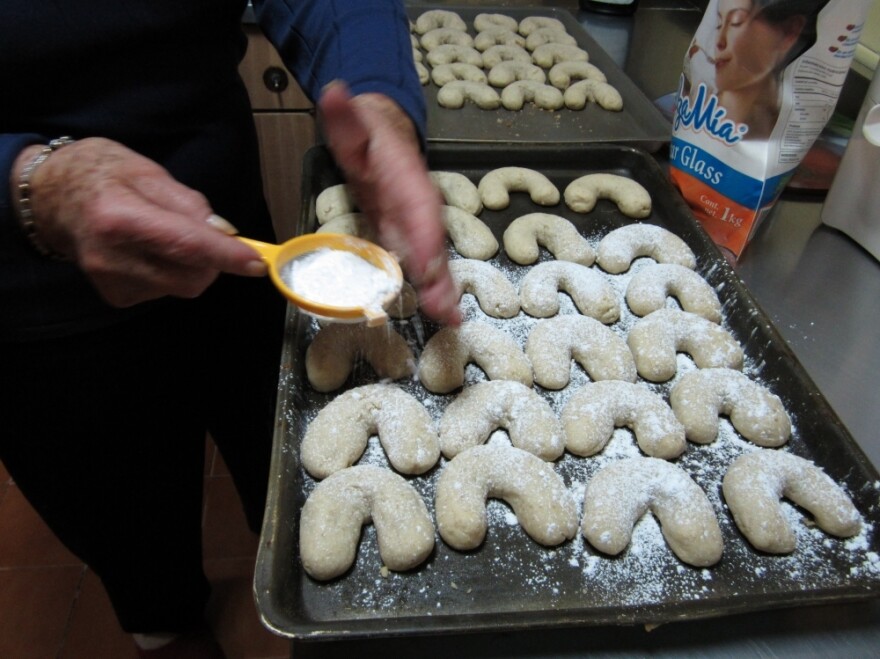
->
[412,5,670,151]
[254,143,880,640]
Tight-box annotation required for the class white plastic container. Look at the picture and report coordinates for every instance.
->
[821,69,880,261]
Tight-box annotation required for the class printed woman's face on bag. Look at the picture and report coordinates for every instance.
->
[714,0,806,94]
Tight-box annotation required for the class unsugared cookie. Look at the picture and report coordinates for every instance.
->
[502,212,595,266]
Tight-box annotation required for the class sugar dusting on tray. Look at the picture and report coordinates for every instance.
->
[282,247,398,311]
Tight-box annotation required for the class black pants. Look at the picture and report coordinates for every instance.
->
[0,273,285,633]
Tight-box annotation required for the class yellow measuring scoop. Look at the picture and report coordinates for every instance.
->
[236,232,403,326]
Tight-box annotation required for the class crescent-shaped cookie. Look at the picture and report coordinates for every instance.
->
[474,27,526,52]
[525,315,637,390]
[596,224,697,274]
[449,259,520,318]
[562,381,687,459]
[439,380,564,461]
[414,9,467,35]
[315,184,356,224]
[315,211,374,240]
[437,80,502,110]
[305,323,415,393]
[430,62,488,87]
[421,27,474,51]
[670,368,791,446]
[626,263,722,322]
[525,27,577,52]
[442,205,499,260]
[481,44,533,68]
[478,166,560,210]
[474,12,519,33]
[500,80,564,111]
[503,212,594,266]
[519,261,619,323]
[418,321,533,394]
[547,61,605,87]
[487,61,547,87]
[627,309,743,382]
[435,444,578,550]
[518,16,567,36]
[300,465,435,580]
[533,44,591,69]
[430,171,483,215]
[722,449,862,554]
[582,457,723,567]
[426,44,484,67]
[302,384,440,479]
[563,80,623,111]
[564,174,652,218]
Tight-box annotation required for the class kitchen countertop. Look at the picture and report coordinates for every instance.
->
[287,2,880,656]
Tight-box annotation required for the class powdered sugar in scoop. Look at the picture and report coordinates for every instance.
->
[282,247,399,310]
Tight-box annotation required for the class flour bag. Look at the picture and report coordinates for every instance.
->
[670,0,873,259]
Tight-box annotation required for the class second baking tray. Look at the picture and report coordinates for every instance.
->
[412,5,670,151]
[254,143,880,640]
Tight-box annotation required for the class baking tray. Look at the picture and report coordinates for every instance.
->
[254,143,880,640]
[411,5,670,151]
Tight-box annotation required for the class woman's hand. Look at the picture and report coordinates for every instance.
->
[318,81,461,326]
[11,137,266,307]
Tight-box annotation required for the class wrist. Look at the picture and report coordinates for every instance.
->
[354,93,421,150]
[10,145,44,204]
[13,137,75,259]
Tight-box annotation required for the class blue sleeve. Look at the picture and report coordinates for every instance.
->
[0,133,46,233]
[251,0,426,142]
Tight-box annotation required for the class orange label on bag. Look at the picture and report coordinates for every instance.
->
[669,167,759,258]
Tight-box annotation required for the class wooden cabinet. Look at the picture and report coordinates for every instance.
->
[238,24,316,240]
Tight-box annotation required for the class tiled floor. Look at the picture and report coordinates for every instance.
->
[0,438,290,659]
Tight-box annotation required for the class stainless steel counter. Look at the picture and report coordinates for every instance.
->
[289,2,880,655]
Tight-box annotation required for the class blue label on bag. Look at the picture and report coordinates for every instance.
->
[669,137,791,208]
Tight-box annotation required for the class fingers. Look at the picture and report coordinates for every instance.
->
[75,202,268,306]
[319,85,461,325]
[26,137,270,307]
[413,256,463,326]
[88,256,221,308]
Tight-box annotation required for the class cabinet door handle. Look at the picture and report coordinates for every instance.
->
[263,66,289,93]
